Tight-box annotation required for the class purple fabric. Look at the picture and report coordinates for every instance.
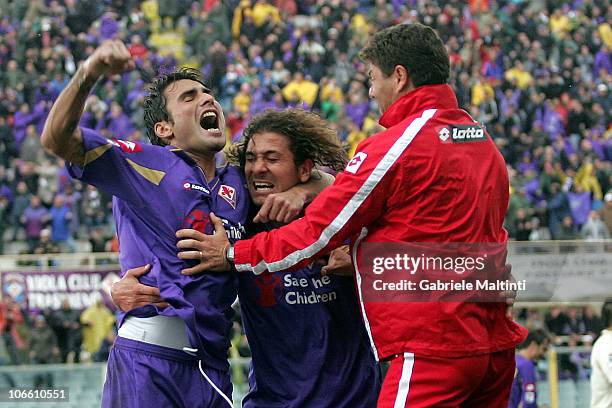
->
[100,14,119,40]
[524,178,540,203]
[23,206,49,239]
[13,104,45,149]
[509,354,537,408]
[518,161,537,174]
[593,49,611,78]
[102,337,233,408]
[498,89,521,117]
[482,55,504,81]
[568,191,591,226]
[106,113,134,139]
[345,102,369,128]
[0,184,12,203]
[50,206,71,242]
[542,105,565,138]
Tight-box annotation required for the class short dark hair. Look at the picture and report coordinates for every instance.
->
[143,67,207,146]
[227,109,347,171]
[359,23,450,87]
[517,329,550,350]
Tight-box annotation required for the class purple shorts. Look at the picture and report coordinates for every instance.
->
[102,336,233,408]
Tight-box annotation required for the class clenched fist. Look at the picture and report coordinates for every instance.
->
[83,39,135,79]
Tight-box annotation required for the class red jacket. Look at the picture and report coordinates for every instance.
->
[235,84,527,360]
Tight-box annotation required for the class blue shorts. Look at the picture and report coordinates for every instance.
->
[102,336,233,408]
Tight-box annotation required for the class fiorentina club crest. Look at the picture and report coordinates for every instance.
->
[218,184,237,209]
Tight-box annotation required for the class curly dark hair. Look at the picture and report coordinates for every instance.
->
[226,109,347,171]
[143,67,207,146]
[359,23,450,87]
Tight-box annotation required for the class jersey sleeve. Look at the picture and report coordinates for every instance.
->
[67,128,167,207]
[516,361,538,408]
[234,138,398,274]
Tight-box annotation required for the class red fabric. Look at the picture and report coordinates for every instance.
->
[235,84,527,359]
[378,349,515,408]
[128,43,148,60]
[0,301,25,349]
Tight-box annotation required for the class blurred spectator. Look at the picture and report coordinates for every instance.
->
[51,299,82,363]
[79,299,115,359]
[509,329,550,408]
[583,306,603,338]
[33,228,59,257]
[581,210,610,240]
[546,306,570,337]
[21,195,49,252]
[92,329,116,362]
[547,183,572,239]
[557,215,579,240]
[282,72,319,107]
[514,208,533,241]
[28,315,60,387]
[49,195,73,252]
[566,307,587,335]
[0,300,25,365]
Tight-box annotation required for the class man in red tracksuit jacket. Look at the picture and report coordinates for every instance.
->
[181,23,527,407]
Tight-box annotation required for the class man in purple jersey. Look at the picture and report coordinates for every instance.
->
[41,40,325,408]
[114,109,382,407]
[508,329,549,408]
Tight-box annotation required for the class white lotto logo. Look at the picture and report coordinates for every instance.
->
[346,152,368,174]
[439,127,450,141]
[183,182,209,194]
[452,127,484,140]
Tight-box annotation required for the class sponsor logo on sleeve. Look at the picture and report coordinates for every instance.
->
[111,139,142,153]
[345,152,368,174]
[219,184,237,209]
[438,124,487,143]
[524,383,536,403]
[183,182,210,194]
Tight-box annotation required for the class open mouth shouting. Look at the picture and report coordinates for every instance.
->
[200,110,221,134]
[252,181,275,192]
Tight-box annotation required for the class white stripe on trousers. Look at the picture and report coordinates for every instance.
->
[394,353,415,408]
[198,361,233,407]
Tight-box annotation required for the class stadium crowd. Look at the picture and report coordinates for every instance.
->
[0,0,611,255]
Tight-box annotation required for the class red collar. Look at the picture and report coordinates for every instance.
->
[379,84,458,128]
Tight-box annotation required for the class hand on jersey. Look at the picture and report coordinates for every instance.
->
[253,190,306,224]
[111,264,168,311]
[177,212,231,274]
[321,245,354,276]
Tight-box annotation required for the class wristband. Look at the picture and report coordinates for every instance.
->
[225,244,235,265]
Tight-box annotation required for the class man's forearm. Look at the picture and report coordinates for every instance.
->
[40,63,99,165]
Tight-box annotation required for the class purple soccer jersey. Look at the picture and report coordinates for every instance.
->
[508,354,538,408]
[238,225,381,408]
[68,128,249,370]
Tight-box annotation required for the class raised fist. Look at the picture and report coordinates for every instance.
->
[83,40,135,79]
